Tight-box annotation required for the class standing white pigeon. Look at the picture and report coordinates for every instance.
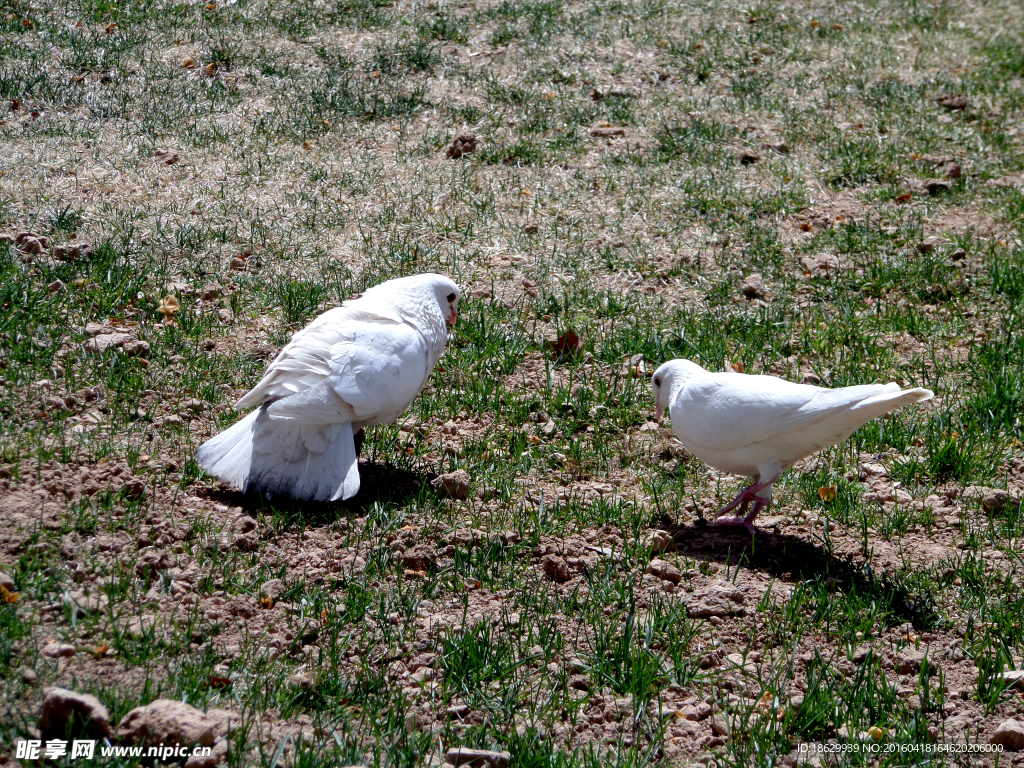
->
[651,359,933,533]
[196,273,460,501]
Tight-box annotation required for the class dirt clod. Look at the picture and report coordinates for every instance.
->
[445,747,511,768]
[990,719,1024,751]
[687,582,746,617]
[39,686,114,741]
[432,469,471,500]
[117,699,222,748]
[936,93,967,110]
[155,148,180,164]
[542,555,570,583]
[742,273,767,298]
[446,131,477,159]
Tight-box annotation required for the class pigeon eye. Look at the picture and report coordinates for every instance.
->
[654,377,662,387]
[446,292,456,303]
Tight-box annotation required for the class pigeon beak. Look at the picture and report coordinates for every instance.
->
[447,308,457,326]
[656,404,665,421]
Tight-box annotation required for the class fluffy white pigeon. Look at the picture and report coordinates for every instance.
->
[196,273,460,501]
[651,359,933,533]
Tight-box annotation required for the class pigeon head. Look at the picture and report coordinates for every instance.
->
[363,273,461,326]
[651,359,706,419]
[431,276,461,326]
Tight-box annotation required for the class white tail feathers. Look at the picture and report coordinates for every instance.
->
[196,407,360,501]
[858,386,934,412]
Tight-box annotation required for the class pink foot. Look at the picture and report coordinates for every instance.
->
[709,488,774,535]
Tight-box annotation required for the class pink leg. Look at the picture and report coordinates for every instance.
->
[708,474,779,535]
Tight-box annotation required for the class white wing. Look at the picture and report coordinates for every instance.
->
[265,320,430,424]
[674,373,928,455]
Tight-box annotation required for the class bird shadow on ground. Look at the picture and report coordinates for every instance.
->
[664,520,941,630]
[194,460,431,527]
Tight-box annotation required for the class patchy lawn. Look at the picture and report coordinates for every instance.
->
[1,0,1024,765]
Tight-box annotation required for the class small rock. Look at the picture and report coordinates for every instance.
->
[402,546,436,573]
[117,699,218,748]
[39,686,114,740]
[155,148,180,164]
[541,555,570,583]
[945,161,962,179]
[229,256,247,271]
[982,489,1009,512]
[936,93,967,110]
[446,131,478,159]
[432,469,471,500]
[445,747,511,768]
[710,715,729,736]
[63,589,109,618]
[17,235,47,254]
[895,647,928,674]
[42,642,77,658]
[642,529,673,553]
[253,343,277,359]
[687,582,746,617]
[801,373,821,385]
[217,307,235,324]
[998,671,1024,689]
[184,739,228,768]
[200,284,222,301]
[120,477,146,500]
[566,675,589,692]
[16,231,48,249]
[540,419,557,437]
[52,242,92,261]
[990,719,1024,751]
[742,273,767,298]
[800,252,843,273]
[48,280,65,293]
[566,657,586,674]
[918,235,949,254]
[289,670,316,689]
[0,570,14,590]
[645,559,682,584]
[121,340,150,357]
[21,668,38,685]
[590,126,626,138]
[259,579,285,600]
[84,332,133,354]
[447,703,471,719]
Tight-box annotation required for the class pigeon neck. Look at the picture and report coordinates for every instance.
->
[399,295,449,362]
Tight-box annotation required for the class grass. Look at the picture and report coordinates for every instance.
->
[1,0,1024,765]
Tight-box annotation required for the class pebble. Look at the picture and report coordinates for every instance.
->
[39,686,113,740]
[991,719,1024,751]
[432,470,471,500]
[42,642,77,658]
[444,747,510,768]
[742,273,767,298]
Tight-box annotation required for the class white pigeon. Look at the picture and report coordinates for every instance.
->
[651,359,933,533]
[196,273,460,501]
